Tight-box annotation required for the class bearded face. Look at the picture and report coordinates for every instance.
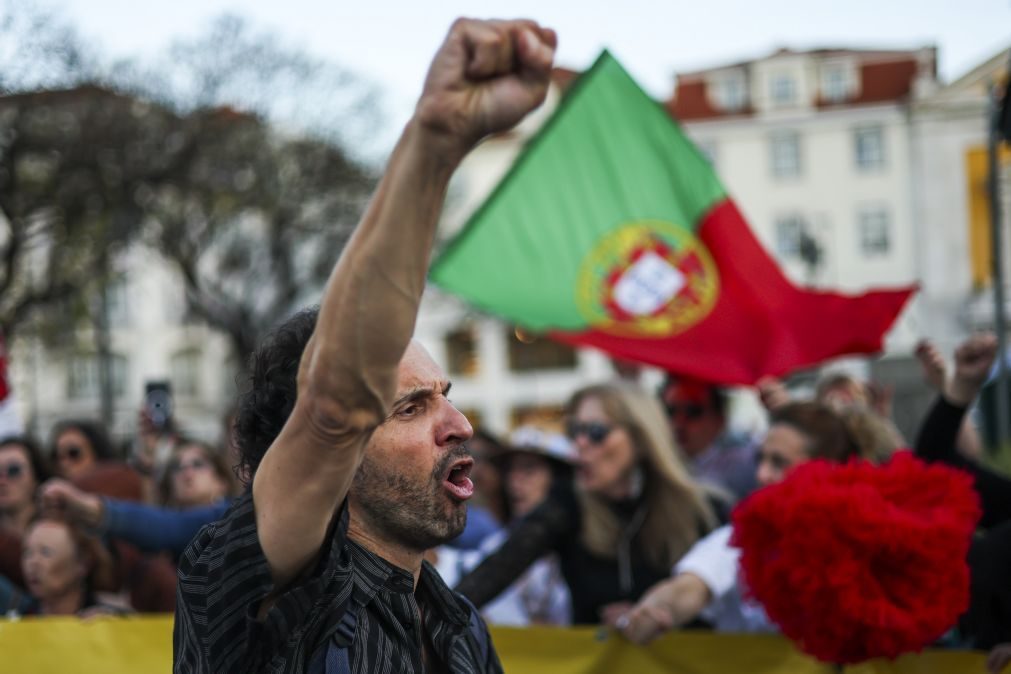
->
[348,341,475,553]
[351,443,472,551]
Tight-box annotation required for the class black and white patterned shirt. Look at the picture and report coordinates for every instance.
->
[173,491,503,674]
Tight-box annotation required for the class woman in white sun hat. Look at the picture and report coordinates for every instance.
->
[435,425,576,626]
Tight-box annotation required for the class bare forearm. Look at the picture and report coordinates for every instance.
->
[651,574,710,626]
[305,120,459,416]
[623,573,711,643]
[254,121,462,586]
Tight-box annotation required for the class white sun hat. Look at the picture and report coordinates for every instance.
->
[507,426,578,465]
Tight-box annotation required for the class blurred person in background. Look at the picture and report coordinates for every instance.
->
[660,376,757,502]
[617,402,860,640]
[0,436,49,537]
[457,382,723,625]
[49,420,115,482]
[911,333,1011,651]
[438,426,576,626]
[758,370,904,448]
[0,436,50,590]
[157,440,236,508]
[20,516,124,617]
[448,429,507,551]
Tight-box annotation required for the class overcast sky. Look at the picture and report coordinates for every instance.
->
[49,0,1011,149]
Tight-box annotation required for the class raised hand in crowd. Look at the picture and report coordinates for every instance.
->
[39,478,104,530]
[755,376,790,412]
[915,339,948,392]
[947,332,998,406]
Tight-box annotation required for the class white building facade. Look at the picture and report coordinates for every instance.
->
[670,47,942,356]
[10,246,236,445]
[9,48,1009,443]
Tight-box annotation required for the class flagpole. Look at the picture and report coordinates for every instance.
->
[988,77,1010,453]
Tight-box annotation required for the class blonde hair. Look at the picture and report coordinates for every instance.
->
[840,408,903,463]
[566,383,718,569]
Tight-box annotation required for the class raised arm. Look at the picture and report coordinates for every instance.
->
[253,19,557,587]
[915,333,995,465]
[914,333,1011,527]
[456,486,576,608]
[40,478,230,556]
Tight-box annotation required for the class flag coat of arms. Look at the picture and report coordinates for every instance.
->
[430,51,915,385]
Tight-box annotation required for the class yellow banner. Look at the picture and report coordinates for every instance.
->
[0,616,987,673]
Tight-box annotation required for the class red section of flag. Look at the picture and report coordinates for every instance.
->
[0,336,9,403]
[551,199,916,385]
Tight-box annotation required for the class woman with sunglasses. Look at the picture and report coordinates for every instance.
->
[456,382,723,624]
[0,436,51,590]
[49,420,115,482]
[0,436,50,537]
[157,440,236,508]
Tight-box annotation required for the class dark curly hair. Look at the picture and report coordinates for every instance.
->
[0,434,52,485]
[49,420,115,462]
[233,306,319,484]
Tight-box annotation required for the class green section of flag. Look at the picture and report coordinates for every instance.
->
[430,51,727,331]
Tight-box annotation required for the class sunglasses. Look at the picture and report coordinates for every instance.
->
[664,403,707,421]
[565,421,614,445]
[171,458,209,474]
[55,445,83,463]
[0,463,25,480]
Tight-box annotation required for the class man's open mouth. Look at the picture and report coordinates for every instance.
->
[442,457,474,501]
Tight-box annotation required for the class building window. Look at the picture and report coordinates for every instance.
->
[695,139,718,168]
[775,214,805,258]
[104,277,130,328]
[171,349,202,397]
[510,404,565,431]
[507,327,577,372]
[858,207,891,256]
[67,353,128,399]
[712,75,747,112]
[770,74,796,105]
[770,131,801,178]
[821,66,848,102]
[445,326,480,376]
[854,127,885,171]
[457,408,483,429]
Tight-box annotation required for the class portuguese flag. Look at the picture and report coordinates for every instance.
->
[429,52,915,385]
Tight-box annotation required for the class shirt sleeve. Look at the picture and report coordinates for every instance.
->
[102,498,230,557]
[174,490,348,674]
[914,396,1011,529]
[674,525,740,602]
[455,487,578,609]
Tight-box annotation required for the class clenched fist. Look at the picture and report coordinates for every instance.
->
[415,19,556,161]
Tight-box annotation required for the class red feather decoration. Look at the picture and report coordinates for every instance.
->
[731,451,980,664]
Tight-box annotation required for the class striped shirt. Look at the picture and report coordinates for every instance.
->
[173,491,502,674]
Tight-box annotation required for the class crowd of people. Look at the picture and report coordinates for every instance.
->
[0,414,239,618]
[1,15,1009,674]
[0,331,1007,662]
